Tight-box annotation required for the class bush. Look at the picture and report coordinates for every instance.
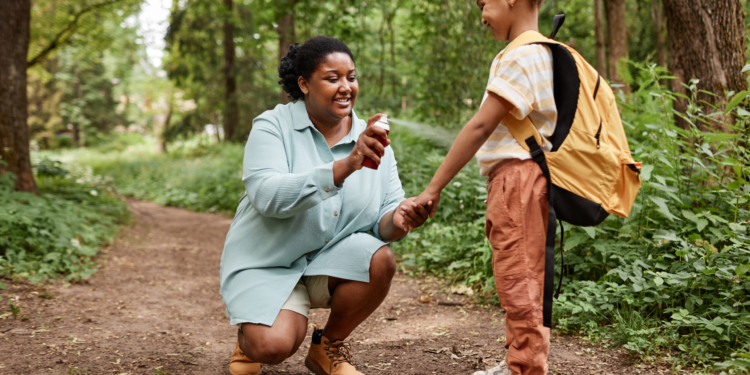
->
[79,140,246,214]
[0,160,129,284]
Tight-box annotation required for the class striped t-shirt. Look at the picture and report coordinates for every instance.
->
[475,44,557,176]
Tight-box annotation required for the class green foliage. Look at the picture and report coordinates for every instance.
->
[714,352,750,374]
[0,162,129,284]
[77,139,246,214]
[9,300,21,319]
[27,0,156,150]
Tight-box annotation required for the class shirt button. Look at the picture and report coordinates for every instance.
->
[325,187,330,193]
[325,239,329,243]
[334,211,338,216]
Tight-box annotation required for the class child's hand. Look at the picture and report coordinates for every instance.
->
[414,187,441,218]
[394,197,432,231]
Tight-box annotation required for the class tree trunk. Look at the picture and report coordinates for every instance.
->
[651,0,667,70]
[223,0,239,141]
[594,0,608,79]
[277,10,295,104]
[663,0,747,132]
[72,123,81,147]
[0,0,37,193]
[159,96,173,154]
[605,0,630,93]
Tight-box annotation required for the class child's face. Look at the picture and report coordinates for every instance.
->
[477,0,515,41]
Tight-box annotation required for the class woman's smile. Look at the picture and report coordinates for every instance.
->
[334,97,351,108]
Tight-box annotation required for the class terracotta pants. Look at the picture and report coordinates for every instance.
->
[486,159,550,375]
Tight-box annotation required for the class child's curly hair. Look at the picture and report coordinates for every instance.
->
[277,36,355,101]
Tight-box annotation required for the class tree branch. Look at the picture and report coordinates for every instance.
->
[27,0,123,68]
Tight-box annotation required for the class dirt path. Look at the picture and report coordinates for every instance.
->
[1,201,676,374]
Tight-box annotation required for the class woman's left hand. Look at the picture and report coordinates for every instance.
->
[393,197,432,232]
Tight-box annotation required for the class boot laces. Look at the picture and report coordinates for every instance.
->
[325,340,353,370]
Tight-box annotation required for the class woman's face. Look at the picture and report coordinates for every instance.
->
[299,52,358,122]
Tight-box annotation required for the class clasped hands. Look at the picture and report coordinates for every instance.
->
[393,188,441,232]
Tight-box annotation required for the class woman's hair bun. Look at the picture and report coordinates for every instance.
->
[278,43,303,101]
[277,36,355,102]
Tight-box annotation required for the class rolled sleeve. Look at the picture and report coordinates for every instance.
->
[485,47,539,120]
[372,150,406,241]
[487,76,533,120]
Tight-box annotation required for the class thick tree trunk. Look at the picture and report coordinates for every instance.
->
[651,0,667,70]
[278,10,295,104]
[663,0,747,132]
[604,0,630,93]
[594,0,608,79]
[223,0,239,141]
[0,0,37,193]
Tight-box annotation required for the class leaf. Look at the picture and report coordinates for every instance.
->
[696,219,708,232]
[654,230,681,244]
[743,64,750,73]
[640,164,654,182]
[682,210,700,224]
[649,196,679,221]
[723,91,748,114]
[738,108,750,117]
[580,226,596,239]
[704,133,742,143]
[654,276,664,286]
[728,223,746,232]
[0,281,6,290]
[736,264,750,277]
[564,232,589,250]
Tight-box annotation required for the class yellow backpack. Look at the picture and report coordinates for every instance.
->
[499,16,642,327]
[504,27,642,226]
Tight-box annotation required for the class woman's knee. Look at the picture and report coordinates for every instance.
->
[371,246,397,282]
[240,324,302,364]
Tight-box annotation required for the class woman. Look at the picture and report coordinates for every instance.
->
[220,36,430,375]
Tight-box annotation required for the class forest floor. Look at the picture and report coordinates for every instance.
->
[1,201,691,375]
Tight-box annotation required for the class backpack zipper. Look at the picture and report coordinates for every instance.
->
[595,120,602,149]
[628,164,641,181]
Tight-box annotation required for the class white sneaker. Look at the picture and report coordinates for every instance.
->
[472,360,510,375]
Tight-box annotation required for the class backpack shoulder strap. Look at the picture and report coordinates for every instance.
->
[504,30,559,54]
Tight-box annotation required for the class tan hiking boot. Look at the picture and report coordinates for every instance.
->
[305,330,363,375]
[229,341,262,375]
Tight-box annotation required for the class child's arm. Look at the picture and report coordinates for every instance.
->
[415,92,513,217]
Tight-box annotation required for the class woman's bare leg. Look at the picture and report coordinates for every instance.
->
[238,310,307,364]
[322,245,397,340]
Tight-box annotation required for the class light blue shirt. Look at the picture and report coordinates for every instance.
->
[220,100,406,326]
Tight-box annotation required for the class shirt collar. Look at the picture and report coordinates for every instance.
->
[291,100,363,145]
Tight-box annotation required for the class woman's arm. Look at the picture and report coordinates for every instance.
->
[243,119,339,219]
[244,115,390,219]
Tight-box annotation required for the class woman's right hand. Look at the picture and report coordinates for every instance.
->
[345,113,390,171]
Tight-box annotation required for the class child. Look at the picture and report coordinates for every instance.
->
[408,0,555,374]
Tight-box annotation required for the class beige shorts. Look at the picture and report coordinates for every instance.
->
[280,275,332,318]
